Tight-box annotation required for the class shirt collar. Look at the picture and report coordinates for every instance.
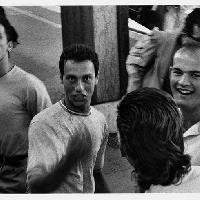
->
[59,100,91,116]
[183,121,200,137]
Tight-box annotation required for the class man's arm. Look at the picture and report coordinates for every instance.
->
[28,152,78,193]
[25,76,52,117]
[94,123,110,193]
[94,169,110,193]
[27,123,90,193]
[126,30,162,93]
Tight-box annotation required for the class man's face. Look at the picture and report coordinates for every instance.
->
[0,24,9,62]
[170,51,200,111]
[192,24,200,39]
[61,60,98,113]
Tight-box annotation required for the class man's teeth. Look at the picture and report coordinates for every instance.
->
[177,88,192,94]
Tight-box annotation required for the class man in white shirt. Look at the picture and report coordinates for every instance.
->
[0,7,52,193]
[27,44,109,193]
[170,46,200,165]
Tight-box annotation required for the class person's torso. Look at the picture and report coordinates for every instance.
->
[184,121,200,166]
[0,66,34,156]
[30,101,107,193]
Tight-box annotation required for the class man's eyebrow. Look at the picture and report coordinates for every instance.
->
[171,67,200,73]
[190,71,200,74]
[171,67,181,70]
[65,74,76,76]
[83,73,93,76]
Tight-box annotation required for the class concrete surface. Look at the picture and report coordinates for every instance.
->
[103,145,136,193]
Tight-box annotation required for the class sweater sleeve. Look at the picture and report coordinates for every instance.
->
[126,30,166,92]
[94,121,109,171]
[26,120,66,188]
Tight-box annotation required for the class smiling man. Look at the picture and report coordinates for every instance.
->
[170,46,200,165]
[27,44,109,193]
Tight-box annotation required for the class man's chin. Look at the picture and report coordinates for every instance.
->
[175,99,193,110]
[73,101,85,107]
[73,99,90,108]
[174,99,187,107]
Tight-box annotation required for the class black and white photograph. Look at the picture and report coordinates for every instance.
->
[0,2,200,199]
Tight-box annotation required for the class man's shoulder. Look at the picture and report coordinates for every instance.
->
[90,107,107,122]
[13,66,46,88]
[184,121,200,138]
[24,71,45,87]
[31,102,62,124]
[190,166,200,176]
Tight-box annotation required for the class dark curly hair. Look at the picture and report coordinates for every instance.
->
[0,6,19,47]
[59,43,99,78]
[117,88,191,192]
[182,8,200,39]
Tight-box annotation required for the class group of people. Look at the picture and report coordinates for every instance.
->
[121,7,200,192]
[0,7,110,193]
[1,5,200,194]
[0,7,111,193]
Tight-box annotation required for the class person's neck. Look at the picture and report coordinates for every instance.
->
[181,107,200,131]
[0,57,12,78]
[62,98,91,115]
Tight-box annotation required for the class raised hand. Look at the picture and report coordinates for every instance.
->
[59,124,91,170]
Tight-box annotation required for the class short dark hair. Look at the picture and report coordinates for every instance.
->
[117,88,191,192]
[59,44,99,78]
[182,8,200,38]
[139,10,162,30]
[173,45,200,63]
[0,6,19,47]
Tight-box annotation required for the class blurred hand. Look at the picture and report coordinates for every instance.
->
[150,28,169,43]
[60,124,91,168]
[68,128,90,160]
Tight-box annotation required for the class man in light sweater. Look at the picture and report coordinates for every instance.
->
[170,46,200,165]
[27,44,109,193]
[0,7,52,193]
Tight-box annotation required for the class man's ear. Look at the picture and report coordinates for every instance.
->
[7,41,14,52]
[95,74,99,85]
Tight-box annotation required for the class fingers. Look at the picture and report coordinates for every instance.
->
[67,126,90,160]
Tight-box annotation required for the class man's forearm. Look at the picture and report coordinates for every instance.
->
[29,172,57,193]
[94,170,110,193]
[29,156,76,193]
[29,166,66,193]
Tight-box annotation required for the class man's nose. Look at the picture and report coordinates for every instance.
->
[75,80,84,92]
[178,74,191,86]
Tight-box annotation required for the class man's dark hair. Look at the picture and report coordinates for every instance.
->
[59,44,99,78]
[182,8,200,39]
[0,6,19,47]
[117,87,191,192]
[139,10,162,30]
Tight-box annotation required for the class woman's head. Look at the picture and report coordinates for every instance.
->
[117,88,191,192]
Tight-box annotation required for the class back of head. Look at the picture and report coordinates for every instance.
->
[59,43,99,78]
[182,8,200,38]
[0,6,6,18]
[117,88,191,192]
[139,10,162,30]
[0,6,19,47]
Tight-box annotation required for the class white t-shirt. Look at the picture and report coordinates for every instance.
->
[27,100,108,193]
[184,121,200,165]
[0,65,52,156]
